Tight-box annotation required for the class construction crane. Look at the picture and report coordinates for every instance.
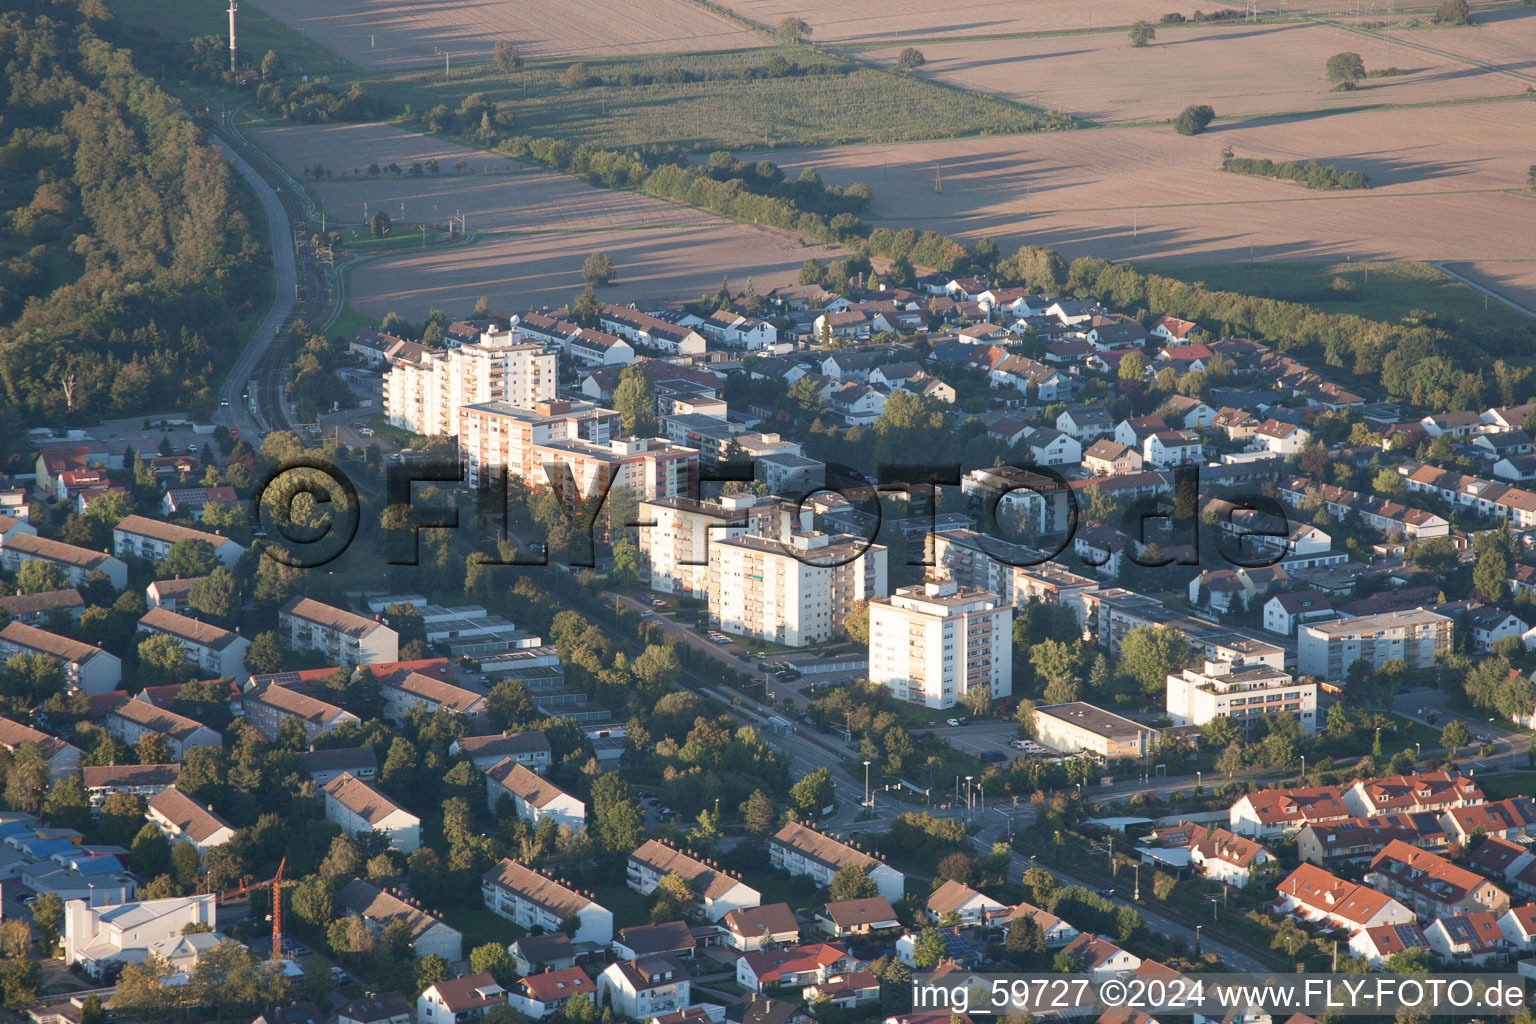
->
[219,857,286,961]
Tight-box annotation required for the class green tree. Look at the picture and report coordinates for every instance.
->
[1129,20,1155,46]
[844,599,870,644]
[1473,546,1509,603]
[741,790,776,836]
[895,47,926,70]
[790,766,835,817]
[559,63,594,89]
[830,864,879,901]
[159,538,219,577]
[130,823,173,879]
[188,566,238,620]
[42,774,90,832]
[30,891,63,954]
[1441,719,1469,757]
[776,16,811,43]
[245,631,283,674]
[494,42,523,76]
[370,210,392,237]
[911,927,946,968]
[1118,351,1146,381]
[1325,52,1366,84]
[1173,104,1215,135]
[470,942,517,984]
[260,49,282,80]
[137,633,190,686]
[581,252,616,286]
[14,560,65,594]
[1435,0,1470,23]
[1119,624,1191,694]
[611,366,656,436]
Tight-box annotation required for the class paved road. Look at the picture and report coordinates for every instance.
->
[213,130,295,437]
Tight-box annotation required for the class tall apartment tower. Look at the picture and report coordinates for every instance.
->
[868,581,1012,710]
[385,339,556,436]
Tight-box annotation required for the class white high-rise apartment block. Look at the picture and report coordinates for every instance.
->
[637,494,762,598]
[708,532,887,647]
[459,400,619,487]
[1166,659,1317,734]
[868,581,1012,710]
[385,339,556,436]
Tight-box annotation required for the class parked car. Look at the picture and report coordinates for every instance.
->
[946,718,961,727]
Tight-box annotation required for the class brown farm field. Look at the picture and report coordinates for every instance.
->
[1380,8,1536,77]
[242,0,766,70]
[706,0,1504,45]
[759,101,1536,265]
[345,223,843,317]
[249,123,713,233]
[861,20,1528,123]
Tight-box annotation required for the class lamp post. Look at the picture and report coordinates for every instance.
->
[1134,862,1141,901]
[1300,754,1306,781]
[863,760,872,808]
[966,775,974,822]
[1195,924,1202,956]
[1196,769,1202,789]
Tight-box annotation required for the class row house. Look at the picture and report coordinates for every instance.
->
[1229,786,1352,838]
[112,515,243,569]
[1348,921,1432,967]
[769,823,905,903]
[1296,813,1450,866]
[1273,864,1414,931]
[0,532,127,591]
[482,858,613,944]
[136,608,249,682]
[278,597,400,666]
[241,680,360,743]
[485,759,585,830]
[1365,840,1508,920]
[322,772,421,853]
[627,840,761,922]
[98,694,221,759]
[1425,911,1511,965]
[599,305,707,355]
[1341,771,1483,817]
[0,621,120,694]
[1443,796,1536,843]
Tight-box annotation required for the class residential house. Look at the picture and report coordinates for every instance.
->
[1366,840,1507,920]
[613,921,694,963]
[627,840,760,922]
[339,993,414,1024]
[1188,828,1274,887]
[61,894,217,979]
[769,823,904,903]
[297,747,379,788]
[925,880,1008,926]
[241,680,360,743]
[1083,440,1144,477]
[0,717,82,780]
[1158,395,1216,429]
[1442,797,1536,843]
[481,858,613,944]
[1249,420,1310,455]
[485,759,585,830]
[82,764,179,809]
[380,670,487,723]
[450,732,552,773]
[1348,921,1431,967]
[144,577,204,613]
[1424,912,1510,965]
[337,879,463,962]
[1296,814,1451,866]
[0,621,121,695]
[1143,431,1203,467]
[146,788,235,852]
[1273,864,1414,931]
[1341,772,1484,818]
[1057,407,1115,440]
[278,597,400,666]
[135,608,249,682]
[419,975,508,1024]
[1060,933,1140,980]
[599,957,691,1020]
[112,515,243,569]
[815,897,900,938]
[1262,591,1334,637]
[1002,902,1079,948]
[722,903,800,952]
[737,944,853,993]
[322,772,421,853]
[1229,786,1351,838]
[0,587,83,626]
[0,533,126,591]
[97,695,221,759]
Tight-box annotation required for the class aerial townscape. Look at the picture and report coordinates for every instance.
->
[3,0,1536,1022]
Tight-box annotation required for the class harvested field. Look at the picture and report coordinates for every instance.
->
[759,102,1536,265]
[706,0,1502,45]
[345,223,843,316]
[249,123,711,233]
[242,0,765,70]
[1378,7,1536,80]
[861,20,1526,123]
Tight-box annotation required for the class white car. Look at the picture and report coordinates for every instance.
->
[359,427,375,436]
[946,718,961,727]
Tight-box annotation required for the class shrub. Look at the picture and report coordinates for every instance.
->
[1173,103,1215,135]
[1129,20,1156,46]
[559,63,594,89]
[1435,0,1470,23]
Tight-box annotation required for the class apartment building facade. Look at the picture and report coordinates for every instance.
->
[636,495,758,598]
[1297,608,1452,679]
[1165,659,1317,733]
[458,399,618,488]
[136,608,249,682]
[867,581,1012,709]
[112,515,243,569]
[707,532,888,648]
[278,598,400,666]
[385,339,556,436]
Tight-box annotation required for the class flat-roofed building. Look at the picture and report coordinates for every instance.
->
[136,608,249,682]
[0,621,121,694]
[708,532,887,648]
[1166,659,1317,734]
[457,399,618,488]
[1298,608,1452,680]
[1032,702,1156,760]
[868,581,1011,710]
[322,772,420,853]
[279,597,399,666]
[112,515,243,568]
[386,338,556,436]
[636,494,760,598]
[0,533,127,591]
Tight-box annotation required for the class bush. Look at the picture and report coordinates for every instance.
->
[1219,153,1369,190]
[1173,103,1215,135]
[582,252,616,286]
[1129,20,1156,46]
[1160,12,1188,22]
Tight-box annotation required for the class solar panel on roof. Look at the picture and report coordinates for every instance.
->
[1336,822,1358,833]
[1410,812,1439,830]
[1393,924,1422,946]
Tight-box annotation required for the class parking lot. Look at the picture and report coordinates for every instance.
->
[60,415,222,462]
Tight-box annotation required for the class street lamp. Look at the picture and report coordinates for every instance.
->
[1300,754,1306,781]
[1195,924,1202,956]
[863,760,872,808]
[1134,862,1141,901]
[1196,769,1202,789]
[966,775,974,820]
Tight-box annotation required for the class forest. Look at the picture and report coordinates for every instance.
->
[0,1,264,443]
